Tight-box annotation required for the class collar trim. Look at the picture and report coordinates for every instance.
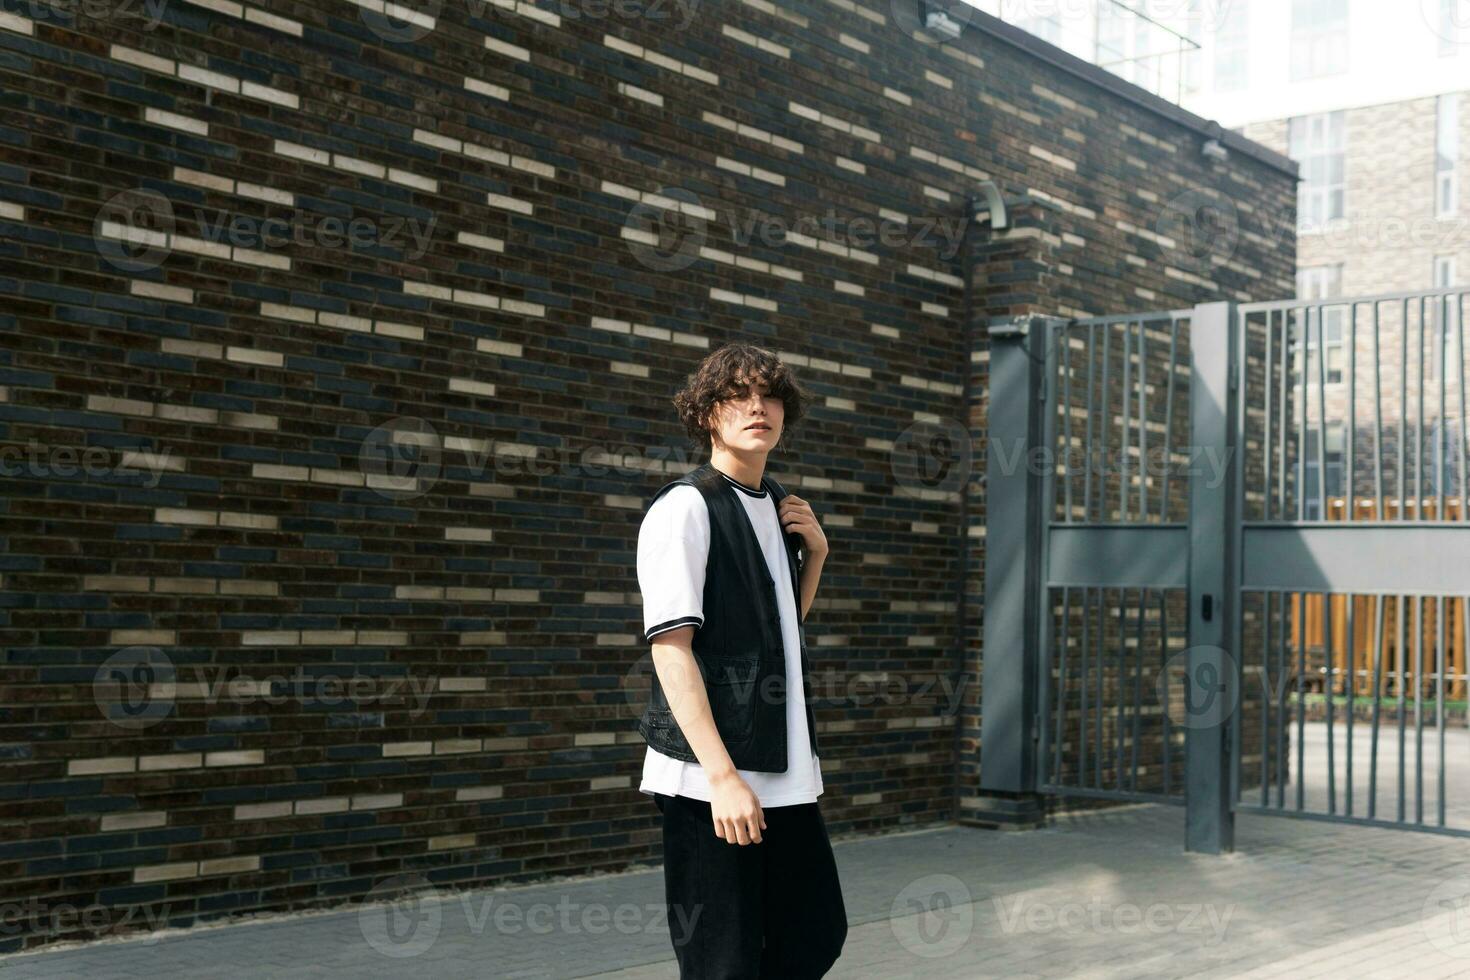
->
[716,469,768,498]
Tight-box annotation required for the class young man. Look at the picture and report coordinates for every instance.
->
[635,343,848,979]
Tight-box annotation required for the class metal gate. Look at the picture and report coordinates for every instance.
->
[981,292,1470,852]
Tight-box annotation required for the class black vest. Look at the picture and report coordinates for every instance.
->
[636,462,820,772]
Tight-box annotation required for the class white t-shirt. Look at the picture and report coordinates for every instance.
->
[636,469,823,808]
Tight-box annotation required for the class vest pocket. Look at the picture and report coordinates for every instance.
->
[698,655,759,745]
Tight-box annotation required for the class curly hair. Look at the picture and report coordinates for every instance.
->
[672,343,807,450]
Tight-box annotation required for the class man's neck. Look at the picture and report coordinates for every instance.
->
[709,447,766,492]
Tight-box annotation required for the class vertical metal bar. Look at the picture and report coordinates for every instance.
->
[1084,326,1097,522]
[1260,590,1271,806]
[1299,307,1309,521]
[1437,593,1446,827]
[1415,594,1424,824]
[1096,584,1105,789]
[1401,299,1409,522]
[1324,586,1336,815]
[1131,586,1145,791]
[1121,320,1133,522]
[1162,317,1179,521]
[1316,305,1329,522]
[1397,592,1407,823]
[1368,593,1385,820]
[1080,584,1091,788]
[1347,302,1357,520]
[1264,311,1275,520]
[1439,295,1449,521]
[1053,586,1070,784]
[1101,323,1113,521]
[1116,589,1127,791]
[1345,593,1354,816]
[1279,309,1291,521]
[1063,328,1074,523]
[1277,587,1288,808]
[1138,319,1149,520]
[1038,584,1056,790]
[1374,302,1384,519]
[1296,590,1307,813]
[1460,293,1468,522]
[1419,296,1427,521]
[1161,590,1171,796]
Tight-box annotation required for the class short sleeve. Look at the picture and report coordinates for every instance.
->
[637,484,709,642]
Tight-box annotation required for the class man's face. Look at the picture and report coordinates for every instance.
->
[708,375,784,453]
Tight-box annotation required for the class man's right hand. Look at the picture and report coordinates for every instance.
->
[709,770,765,845]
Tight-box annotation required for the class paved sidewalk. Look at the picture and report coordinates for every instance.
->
[6,802,1470,979]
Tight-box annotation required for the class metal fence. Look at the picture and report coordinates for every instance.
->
[983,291,1470,853]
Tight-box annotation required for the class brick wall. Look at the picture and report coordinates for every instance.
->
[0,0,1294,949]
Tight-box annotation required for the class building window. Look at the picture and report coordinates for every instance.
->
[1291,0,1349,80]
[1214,0,1249,92]
[1290,112,1346,232]
[1438,94,1459,218]
[1294,266,1347,385]
[1303,423,1346,518]
[1432,255,1460,380]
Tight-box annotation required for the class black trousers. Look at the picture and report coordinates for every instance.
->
[654,792,848,980]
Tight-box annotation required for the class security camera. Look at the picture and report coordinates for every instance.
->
[925,9,964,40]
[1202,138,1229,162]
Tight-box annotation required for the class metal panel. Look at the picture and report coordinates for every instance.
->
[1046,525,1189,588]
[1242,524,1470,593]
[980,316,1061,793]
